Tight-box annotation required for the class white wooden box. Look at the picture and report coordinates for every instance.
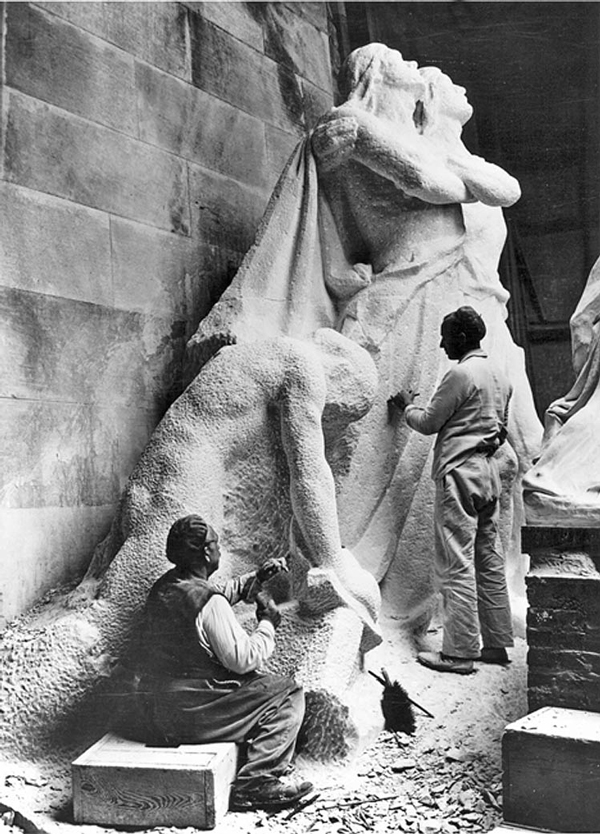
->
[72,733,238,829]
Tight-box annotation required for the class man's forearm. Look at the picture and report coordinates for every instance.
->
[213,572,256,605]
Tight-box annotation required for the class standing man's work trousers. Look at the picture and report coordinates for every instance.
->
[434,452,514,659]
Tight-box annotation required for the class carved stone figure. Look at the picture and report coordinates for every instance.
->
[2,45,542,755]
[417,66,542,465]
[186,44,541,622]
[0,330,380,753]
[310,48,541,614]
[523,255,600,525]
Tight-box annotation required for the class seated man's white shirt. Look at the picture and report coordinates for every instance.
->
[196,578,275,675]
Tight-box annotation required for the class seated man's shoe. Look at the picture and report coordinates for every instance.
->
[417,651,474,675]
[230,778,314,812]
[478,647,511,665]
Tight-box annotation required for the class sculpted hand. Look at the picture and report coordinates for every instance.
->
[255,590,282,629]
[256,557,289,584]
[311,116,359,171]
[388,389,419,413]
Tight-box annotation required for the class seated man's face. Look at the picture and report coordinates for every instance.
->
[203,527,221,576]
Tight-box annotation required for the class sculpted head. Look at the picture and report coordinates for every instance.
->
[313,328,377,425]
[419,66,473,130]
[166,515,221,575]
[339,43,424,103]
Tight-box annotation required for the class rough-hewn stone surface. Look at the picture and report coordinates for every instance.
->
[1,1,333,625]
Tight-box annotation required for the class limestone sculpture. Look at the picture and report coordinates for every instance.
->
[188,44,542,621]
[523,255,600,525]
[313,48,542,612]
[0,330,381,754]
[2,44,542,756]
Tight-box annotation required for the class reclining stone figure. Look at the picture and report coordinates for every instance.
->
[90,327,381,647]
[1,328,381,754]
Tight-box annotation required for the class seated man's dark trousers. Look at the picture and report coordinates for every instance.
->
[134,572,305,790]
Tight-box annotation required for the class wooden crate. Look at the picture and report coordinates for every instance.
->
[72,733,238,829]
[503,706,600,832]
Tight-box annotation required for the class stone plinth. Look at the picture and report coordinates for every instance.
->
[72,733,238,829]
[503,706,600,832]
[522,526,600,712]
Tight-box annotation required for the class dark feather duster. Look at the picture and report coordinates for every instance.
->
[369,668,434,736]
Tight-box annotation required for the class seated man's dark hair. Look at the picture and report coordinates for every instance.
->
[166,514,209,566]
[443,306,486,348]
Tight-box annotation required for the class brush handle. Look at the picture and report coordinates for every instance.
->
[368,670,386,686]
[407,698,434,719]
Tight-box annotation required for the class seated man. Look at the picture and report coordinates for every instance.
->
[134,514,313,812]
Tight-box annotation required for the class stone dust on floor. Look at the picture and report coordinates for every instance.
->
[0,612,527,834]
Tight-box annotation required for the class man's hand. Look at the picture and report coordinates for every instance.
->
[388,389,419,413]
[255,590,282,629]
[256,557,289,584]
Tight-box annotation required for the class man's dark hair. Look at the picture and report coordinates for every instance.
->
[443,306,486,348]
[166,514,208,566]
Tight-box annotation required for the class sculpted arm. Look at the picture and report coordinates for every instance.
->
[279,365,342,568]
[448,152,521,207]
[313,107,471,205]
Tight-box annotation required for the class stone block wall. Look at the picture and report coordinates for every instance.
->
[0,1,334,625]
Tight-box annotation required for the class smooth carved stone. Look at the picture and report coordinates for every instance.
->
[524,255,600,527]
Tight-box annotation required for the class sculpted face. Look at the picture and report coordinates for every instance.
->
[427,69,473,125]
[380,47,425,95]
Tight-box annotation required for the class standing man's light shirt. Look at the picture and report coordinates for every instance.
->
[405,348,513,480]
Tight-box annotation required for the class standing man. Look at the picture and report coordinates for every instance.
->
[134,514,313,811]
[389,307,514,674]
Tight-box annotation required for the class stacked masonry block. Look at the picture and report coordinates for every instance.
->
[522,527,600,712]
[0,2,334,625]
